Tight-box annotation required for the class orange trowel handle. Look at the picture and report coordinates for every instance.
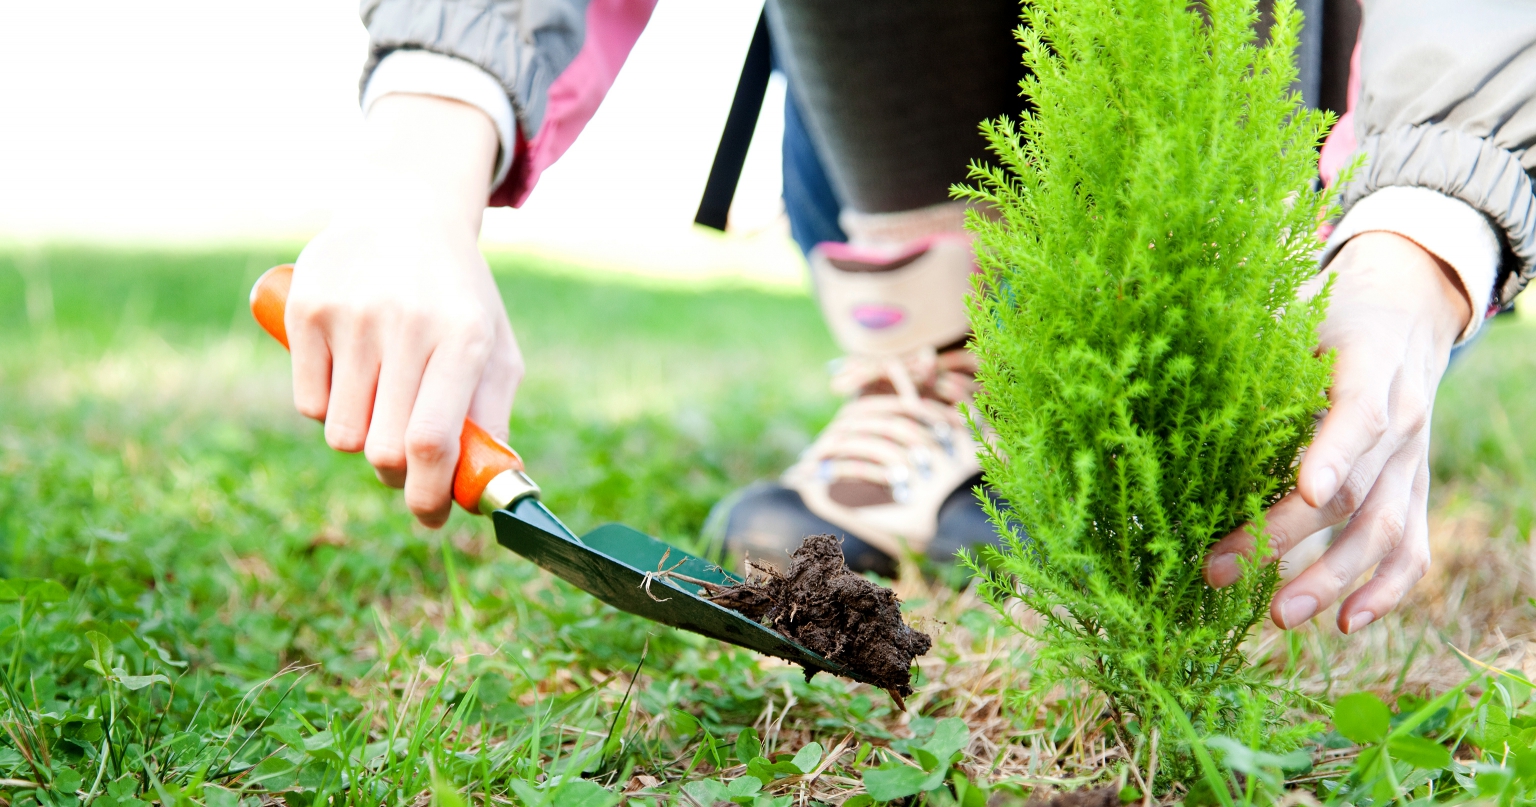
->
[249,264,526,515]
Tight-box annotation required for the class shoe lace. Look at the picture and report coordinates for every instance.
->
[803,347,979,503]
[828,346,978,406]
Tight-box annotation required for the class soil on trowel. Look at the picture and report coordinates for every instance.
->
[707,534,932,701]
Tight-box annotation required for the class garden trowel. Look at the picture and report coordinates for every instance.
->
[249,265,849,680]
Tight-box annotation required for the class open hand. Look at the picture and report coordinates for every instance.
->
[287,93,522,527]
[1205,231,1473,633]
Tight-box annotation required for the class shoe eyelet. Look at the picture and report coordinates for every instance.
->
[910,447,933,478]
[932,421,955,455]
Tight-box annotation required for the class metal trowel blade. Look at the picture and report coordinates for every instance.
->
[491,497,847,678]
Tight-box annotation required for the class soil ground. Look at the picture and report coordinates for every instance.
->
[1037,787,1122,807]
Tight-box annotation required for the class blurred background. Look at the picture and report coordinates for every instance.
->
[0,0,803,285]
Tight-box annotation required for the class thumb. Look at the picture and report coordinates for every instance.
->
[1297,265,1333,304]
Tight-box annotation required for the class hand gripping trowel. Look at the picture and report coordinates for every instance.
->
[250,265,853,681]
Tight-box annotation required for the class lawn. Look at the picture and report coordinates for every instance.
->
[4,245,1536,806]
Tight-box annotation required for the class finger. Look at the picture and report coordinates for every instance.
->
[1205,436,1393,588]
[1206,491,1337,587]
[1270,437,1422,629]
[1336,458,1431,633]
[1297,266,1332,304]
[365,328,433,489]
[1296,343,1400,508]
[286,302,333,423]
[322,320,381,454]
[1278,526,1332,583]
[403,325,494,528]
[464,321,523,444]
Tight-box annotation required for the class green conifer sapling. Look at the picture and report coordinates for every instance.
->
[959,0,1336,758]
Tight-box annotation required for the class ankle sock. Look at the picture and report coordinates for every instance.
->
[839,201,973,251]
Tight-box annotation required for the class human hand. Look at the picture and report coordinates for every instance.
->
[287,93,522,528]
[1205,231,1472,633]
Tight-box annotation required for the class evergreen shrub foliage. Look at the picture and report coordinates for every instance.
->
[959,0,1336,749]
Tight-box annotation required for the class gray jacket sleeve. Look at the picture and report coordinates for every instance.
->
[359,0,589,140]
[1346,0,1536,305]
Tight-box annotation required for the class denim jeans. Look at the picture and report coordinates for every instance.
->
[780,82,845,257]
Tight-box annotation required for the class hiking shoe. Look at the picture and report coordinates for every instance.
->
[707,482,901,577]
[715,224,1004,573]
[709,474,1005,576]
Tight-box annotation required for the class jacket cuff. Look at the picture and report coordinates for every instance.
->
[362,50,516,190]
[1340,123,1536,307]
[1322,186,1500,343]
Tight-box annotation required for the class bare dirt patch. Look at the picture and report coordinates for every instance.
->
[1034,786,1122,807]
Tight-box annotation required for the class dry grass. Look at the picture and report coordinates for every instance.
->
[583,497,1533,803]
[8,250,1533,804]
[1265,505,1536,701]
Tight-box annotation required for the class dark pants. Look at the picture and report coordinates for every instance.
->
[770,0,1024,253]
[771,0,1354,256]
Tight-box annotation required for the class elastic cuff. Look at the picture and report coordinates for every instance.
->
[1341,124,1536,305]
[362,49,516,189]
[1321,186,1500,342]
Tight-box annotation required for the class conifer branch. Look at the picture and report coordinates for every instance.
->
[963,0,1336,780]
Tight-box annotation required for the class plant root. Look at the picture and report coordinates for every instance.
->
[638,547,730,602]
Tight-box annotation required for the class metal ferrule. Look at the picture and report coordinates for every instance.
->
[479,468,541,515]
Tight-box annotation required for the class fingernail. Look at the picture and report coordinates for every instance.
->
[1278,595,1318,629]
[1342,610,1375,634]
[1310,467,1338,504]
[1207,553,1238,586]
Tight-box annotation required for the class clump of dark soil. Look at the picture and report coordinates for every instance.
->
[707,534,932,701]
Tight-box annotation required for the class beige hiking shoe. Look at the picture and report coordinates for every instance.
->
[709,204,1007,574]
[709,202,1004,575]
[780,230,985,561]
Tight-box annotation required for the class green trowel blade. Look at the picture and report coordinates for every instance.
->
[491,497,846,678]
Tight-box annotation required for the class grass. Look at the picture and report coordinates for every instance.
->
[4,245,1536,806]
